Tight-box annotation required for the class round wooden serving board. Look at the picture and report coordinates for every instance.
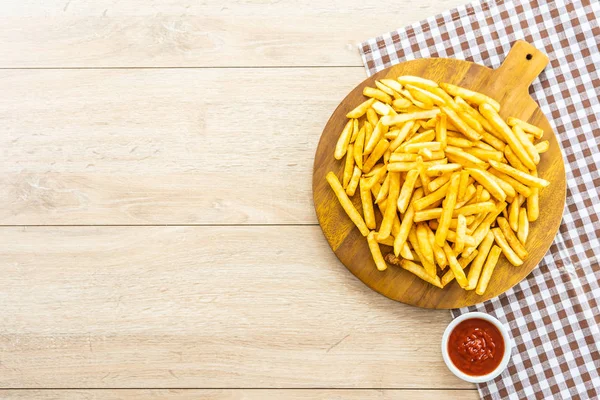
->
[313,41,566,309]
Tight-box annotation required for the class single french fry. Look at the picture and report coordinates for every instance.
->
[375,173,390,204]
[456,184,477,208]
[364,86,392,104]
[475,245,502,295]
[363,139,390,173]
[454,214,467,254]
[345,166,362,196]
[441,249,478,287]
[375,80,397,96]
[390,153,419,163]
[445,146,486,168]
[467,168,506,202]
[377,196,402,244]
[465,231,495,290]
[392,98,412,110]
[508,197,520,232]
[406,84,446,105]
[487,168,532,197]
[463,148,504,163]
[446,136,473,148]
[480,130,506,152]
[360,178,376,230]
[400,141,443,153]
[366,107,379,126]
[518,207,529,244]
[353,126,365,170]
[378,171,401,240]
[403,129,436,146]
[346,98,376,118]
[426,225,447,269]
[413,181,451,211]
[416,156,431,195]
[389,121,416,152]
[436,113,448,149]
[363,164,387,189]
[442,242,468,288]
[408,227,437,277]
[350,119,360,143]
[397,76,439,90]
[454,96,495,132]
[326,172,369,236]
[429,173,452,193]
[440,105,482,141]
[364,120,389,155]
[527,170,539,221]
[381,109,441,126]
[480,189,492,202]
[394,188,424,256]
[458,170,470,200]
[535,140,549,153]
[440,82,501,111]
[435,172,461,246]
[334,119,354,160]
[426,163,462,177]
[497,217,528,260]
[467,211,487,234]
[342,144,355,188]
[417,223,436,276]
[504,146,528,172]
[489,160,549,188]
[397,169,419,213]
[381,78,403,93]
[398,259,443,288]
[364,121,373,149]
[479,103,536,170]
[513,124,540,164]
[507,117,544,139]
[488,172,516,198]
[372,100,396,116]
[383,148,392,164]
[492,227,523,266]
[367,231,388,271]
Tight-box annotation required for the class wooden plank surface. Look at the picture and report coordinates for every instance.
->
[0,389,479,400]
[0,68,365,225]
[1,0,467,67]
[0,226,469,389]
[2,0,479,396]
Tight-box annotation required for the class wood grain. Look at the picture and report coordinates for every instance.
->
[0,226,470,388]
[0,0,468,67]
[0,390,479,400]
[313,41,566,309]
[0,67,366,225]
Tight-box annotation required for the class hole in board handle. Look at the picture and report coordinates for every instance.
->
[526,54,533,60]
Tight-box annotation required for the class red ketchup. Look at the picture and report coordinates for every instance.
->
[448,318,505,376]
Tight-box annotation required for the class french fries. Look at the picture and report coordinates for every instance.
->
[476,245,502,295]
[325,77,551,294]
[326,172,369,236]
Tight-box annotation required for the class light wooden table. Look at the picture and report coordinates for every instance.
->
[1,1,478,398]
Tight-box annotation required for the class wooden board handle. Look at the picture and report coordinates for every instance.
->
[494,40,549,96]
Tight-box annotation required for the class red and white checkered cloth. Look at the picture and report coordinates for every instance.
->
[359,0,600,398]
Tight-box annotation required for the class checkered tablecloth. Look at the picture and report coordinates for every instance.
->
[359,0,600,398]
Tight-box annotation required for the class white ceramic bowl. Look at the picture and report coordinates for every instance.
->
[441,312,512,383]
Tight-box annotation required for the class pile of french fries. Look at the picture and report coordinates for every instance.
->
[326,76,550,295]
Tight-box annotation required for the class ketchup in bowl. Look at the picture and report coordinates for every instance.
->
[447,318,505,376]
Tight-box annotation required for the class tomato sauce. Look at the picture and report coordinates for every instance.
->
[448,318,505,376]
